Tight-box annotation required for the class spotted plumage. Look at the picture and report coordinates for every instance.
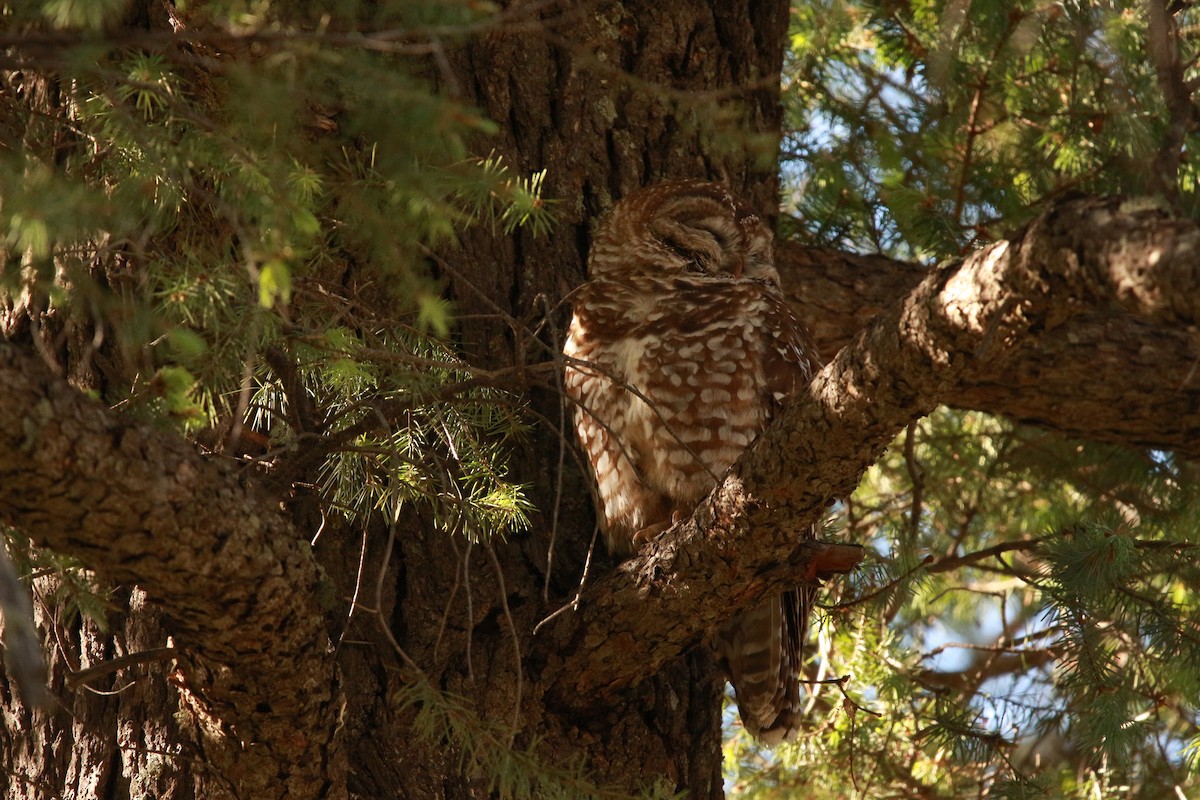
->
[563,180,822,743]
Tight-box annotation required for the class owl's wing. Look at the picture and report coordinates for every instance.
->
[763,292,821,414]
[717,290,823,744]
[563,305,672,557]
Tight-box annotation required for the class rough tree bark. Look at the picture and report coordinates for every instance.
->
[0,344,343,799]
[2,3,1200,800]
[777,240,1200,458]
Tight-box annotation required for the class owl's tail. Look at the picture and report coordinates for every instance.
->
[716,584,816,745]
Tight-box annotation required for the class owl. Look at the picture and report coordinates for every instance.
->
[563,180,822,744]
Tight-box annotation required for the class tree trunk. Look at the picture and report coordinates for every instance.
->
[379,2,792,795]
[408,1,792,796]
[1,1,790,797]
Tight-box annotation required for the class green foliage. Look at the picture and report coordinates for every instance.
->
[747,2,1200,796]
[782,0,1200,258]
[395,677,683,800]
[0,1,554,532]
[467,153,558,237]
[307,328,533,541]
[728,410,1200,798]
[0,2,549,785]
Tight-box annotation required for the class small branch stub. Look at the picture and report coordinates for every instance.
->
[807,541,866,580]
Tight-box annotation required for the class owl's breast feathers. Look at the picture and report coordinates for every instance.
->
[564,274,814,553]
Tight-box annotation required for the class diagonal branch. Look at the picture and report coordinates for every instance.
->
[777,230,1200,459]
[0,346,343,800]
[544,196,1200,708]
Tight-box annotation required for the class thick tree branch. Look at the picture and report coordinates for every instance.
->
[916,646,1060,693]
[3,192,1197,771]
[545,196,1200,708]
[777,244,929,360]
[0,345,343,800]
[778,224,1200,459]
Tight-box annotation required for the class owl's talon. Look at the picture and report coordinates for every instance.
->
[631,521,671,548]
[631,510,686,548]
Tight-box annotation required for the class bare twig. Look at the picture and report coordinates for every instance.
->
[371,517,425,678]
[801,673,881,719]
[334,517,372,652]
[533,522,601,635]
[484,542,523,748]
[462,538,476,685]
[434,533,464,664]
[66,646,178,689]
[1147,0,1197,201]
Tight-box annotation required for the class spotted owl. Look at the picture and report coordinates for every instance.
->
[563,179,822,743]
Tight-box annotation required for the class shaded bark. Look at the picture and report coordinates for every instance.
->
[389,1,793,796]
[0,593,198,800]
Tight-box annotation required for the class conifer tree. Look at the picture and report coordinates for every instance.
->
[0,2,1197,799]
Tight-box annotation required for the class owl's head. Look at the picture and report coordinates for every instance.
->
[588,180,778,285]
